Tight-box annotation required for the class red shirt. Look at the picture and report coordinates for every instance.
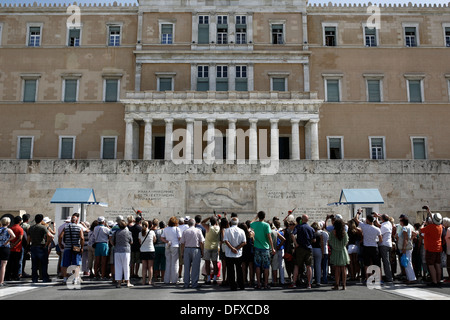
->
[10,224,24,252]
[421,223,443,253]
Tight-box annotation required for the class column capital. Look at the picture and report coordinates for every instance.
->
[143,118,153,124]
[124,117,135,124]
[290,118,301,124]
[249,118,258,124]
[186,118,195,123]
[164,117,174,124]
[270,118,279,124]
[228,118,237,124]
[309,118,320,124]
[206,118,216,124]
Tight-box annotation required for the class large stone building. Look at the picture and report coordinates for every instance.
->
[0,0,449,224]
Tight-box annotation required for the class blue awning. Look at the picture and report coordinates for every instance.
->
[328,189,384,206]
[50,188,99,205]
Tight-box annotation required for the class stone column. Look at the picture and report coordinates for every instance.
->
[206,118,216,163]
[290,118,300,160]
[143,118,153,160]
[135,63,142,92]
[249,118,258,163]
[186,118,195,162]
[270,119,279,161]
[309,119,319,160]
[124,118,134,160]
[227,118,237,163]
[164,118,174,161]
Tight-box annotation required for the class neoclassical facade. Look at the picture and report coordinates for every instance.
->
[1,0,450,162]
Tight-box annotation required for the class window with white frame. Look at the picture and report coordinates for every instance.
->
[216,65,228,91]
[59,136,75,159]
[21,73,41,103]
[370,137,385,160]
[157,73,175,92]
[411,137,427,160]
[108,25,121,46]
[323,74,342,102]
[27,24,42,47]
[101,136,117,159]
[403,24,419,47]
[404,74,424,103]
[0,23,3,46]
[217,15,228,44]
[324,26,337,46]
[68,27,81,47]
[446,27,450,47]
[161,23,174,44]
[235,15,247,44]
[63,78,79,102]
[17,136,34,159]
[104,79,119,102]
[271,78,286,91]
[364,74,383,102]
[197,65,209,91]
[364,26,377,47]
[235,65,248,91]
[327,137,344,159]
[198,15,209,44]
[271,24,284,44]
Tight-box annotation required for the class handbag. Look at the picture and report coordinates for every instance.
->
[69,224,81,253]
[400,253,409,268]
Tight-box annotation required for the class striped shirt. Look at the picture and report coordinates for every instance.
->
[63,223,82,247]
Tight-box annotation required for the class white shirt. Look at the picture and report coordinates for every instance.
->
[223,225,246,258]
[139,230,156,252]
[359,220,381,247]
[380,221,393,247]
[162,226,181,247]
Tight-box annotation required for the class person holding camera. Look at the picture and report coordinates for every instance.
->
[58,212,85,285]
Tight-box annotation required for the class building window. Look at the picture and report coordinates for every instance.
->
[236,15,247,44]
[28,26,41,47]
[161,24,173,44]
[108,25,121,46]
[0,23,3,46]
[364,26,377,47]
[271,24,284,44]
[411,137,427,160]
[325,79,340,102]
[271,78,287,92]
[404,26,418,47]
[104,79,119,102]
[23,79,37,102]
[154,136,165,160]
[59,136,75,159]
[198,15,209,44]
[370,137,385,160]
[367,79,381,102]
[327,137,343,159]
[17,136,34,159]
[407,79,423,102]
[279,137,290,160]
[324,26,337,46]
[101,136,117,159]
[235,65,248,91]
[197,65,209,91]
[444,25,450,47]
[68,28,81,47]
[216,65,228,91]
[217,15,228,44]
[158,77,173,92]
[63,79,78,102]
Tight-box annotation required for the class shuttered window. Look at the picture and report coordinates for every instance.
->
[197,65,209,91]
[23,79,37,102]
[105,79,119,102]
[408,80,422,102]
[60,137,74,159]
[159,78,172,91]
[326,79,340,102]
[102,137,116,159]
[412,138,426,159]
[367,79,381,102]
[64,79,78,102]
[18,137,33,159]
[198,15,209,44]
[272,78,286,91]
[161,24,173,44]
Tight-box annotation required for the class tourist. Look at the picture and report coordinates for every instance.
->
[19,214,31,279]
[28,214,53,283]
[195,215,206,237]
[223,217,246,291]
[376,213,394,283]
[329,218,350,290]
[129,215,142,279]
[219,217,230,286]
[139,220,156,286]
[58,212,84,285]
[250,211,274,289]
[311,221,324,286]
[354,209,382,281]
[420,206,443,287]
[112,218,133,288]
[161,216,181,284]
[270,220,285,286]
[239,222,255,287]
[6,216,23,281]
[180,218,204,289]
[291,214,314,289]
[347,219,362,281]
[0,217,16,287]
[93,216,110,280]
[396,216,416,284]
[282,219,296,285]
[201,215,220,285]
[443,218,450,283]
[154,220,166,282]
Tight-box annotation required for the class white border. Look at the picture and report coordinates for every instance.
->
[327,136,344,159]
[410,136,428,160]
[58,136,76,159]
[17,136,34,159]
[369,136,386,160]
[101,136,117,159]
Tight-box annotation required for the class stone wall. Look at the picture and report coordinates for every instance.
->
[0,159,449,225]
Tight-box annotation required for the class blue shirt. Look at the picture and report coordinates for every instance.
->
[293,223,315,250]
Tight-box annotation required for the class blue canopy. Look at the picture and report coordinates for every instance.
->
[328,189,384,206]
[50,188,99,205]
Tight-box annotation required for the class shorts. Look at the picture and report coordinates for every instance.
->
[294,247,312,267]
[362,246,380,267]
[140,251,155,261]
[0,247,10,261]
[61,248,82,267]
[131,251,141,264]
[271,251,280,270]
[254,247,271,270]
[348,244,359,255]
[425,250,441,265]
[204,248,219,261]
[94,242,109,257]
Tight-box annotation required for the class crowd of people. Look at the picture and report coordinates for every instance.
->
[0,205,449,291]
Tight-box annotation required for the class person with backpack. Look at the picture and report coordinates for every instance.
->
[139,220,156,285]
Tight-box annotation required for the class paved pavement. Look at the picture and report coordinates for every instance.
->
[2,253,450,313]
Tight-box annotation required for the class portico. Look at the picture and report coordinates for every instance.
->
[121,90,322,162]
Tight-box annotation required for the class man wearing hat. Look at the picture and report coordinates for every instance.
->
[421,206,443,287]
